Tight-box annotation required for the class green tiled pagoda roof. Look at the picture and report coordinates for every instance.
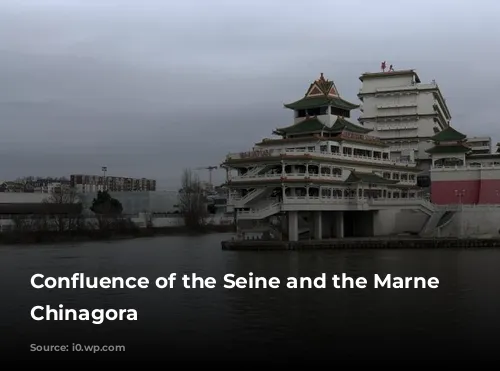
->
[284,95,359,111]
[273,116,370,136]
[283,73,359,111]
[331,117,371,133]
[425,144,471,154]
[273,117,325,135]
[430,126,466,142]
[344,172,398,185]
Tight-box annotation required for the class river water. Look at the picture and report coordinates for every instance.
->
[1,233,499,360]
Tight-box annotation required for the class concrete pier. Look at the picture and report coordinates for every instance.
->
[288,211,298,242]
[221,236,500,251]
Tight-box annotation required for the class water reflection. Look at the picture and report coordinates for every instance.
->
[1,235,500,358]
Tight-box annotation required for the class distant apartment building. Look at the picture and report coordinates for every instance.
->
[70,174,156,193]
[0,177,70,193]
[466,136,492,155]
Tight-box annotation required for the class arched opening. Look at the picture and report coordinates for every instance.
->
[308,187,320,197]
[321,188,332,197]
[332,167,342,176]
[308,165,319,175]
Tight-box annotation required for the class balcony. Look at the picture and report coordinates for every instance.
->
[377,123,418,131]
[281,195,431,212]
[376,103,417,110]
[226,149,416,167]
[432,163,500,171]
[230,172,343,183]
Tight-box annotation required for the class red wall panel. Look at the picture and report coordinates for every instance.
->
[431,180,500,204]
[431,180,479,204]
[477,179,500,204]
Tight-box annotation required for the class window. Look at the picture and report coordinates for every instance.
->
[320,145,327,152]
[343,147,352,155]
[307,146,315,152]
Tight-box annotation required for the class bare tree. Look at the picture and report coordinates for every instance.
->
[178,169,208,230]
[43,187,83,232]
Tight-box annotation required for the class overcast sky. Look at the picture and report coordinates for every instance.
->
[0,0,498,187]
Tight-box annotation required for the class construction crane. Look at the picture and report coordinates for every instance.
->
[195,166,218,185]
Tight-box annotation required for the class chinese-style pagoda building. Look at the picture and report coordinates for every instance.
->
[220,73,432,241]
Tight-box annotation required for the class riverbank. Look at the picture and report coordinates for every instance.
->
[0,224,235,245]
[221,236,500,250]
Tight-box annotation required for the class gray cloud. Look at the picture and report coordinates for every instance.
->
[0,0,499,187]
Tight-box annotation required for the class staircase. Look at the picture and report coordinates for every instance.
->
[420,210,456,237]
[420,210,445,236]
[418,199,435,216]
[370,198,435,216]
[233,188,269,207]
[241,165,269,178]
[237,202,281,220]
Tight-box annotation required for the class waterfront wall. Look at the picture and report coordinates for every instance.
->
[436,206,500,238]
[373,209,428,236]
[0,213,233,232]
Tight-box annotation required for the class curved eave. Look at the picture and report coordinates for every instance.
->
[336,138,389,148]
[388,184,421,189]
[283,97,359,111]
[273,130,329,137]
[345,173,399,185]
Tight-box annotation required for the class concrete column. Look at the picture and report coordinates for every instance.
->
[335,211,344,238]
[288,211,298,242]
[308,211,314,237]
[314,211,322,240]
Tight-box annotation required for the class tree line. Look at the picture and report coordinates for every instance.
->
[6,168,222,235]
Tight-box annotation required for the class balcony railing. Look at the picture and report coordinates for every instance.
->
[226,149,415,167]
[283,195,426,204]
[432,164,500,171]
[230,172,343,182]
[378,124,418,131]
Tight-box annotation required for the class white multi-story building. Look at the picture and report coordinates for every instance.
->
[357,69,452,171]
[70,174,156,193]
[221,73,434,241]
[466,136,492,154]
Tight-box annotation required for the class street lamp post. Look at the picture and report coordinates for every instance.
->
[455,189,466,238]
[102,166,107,191]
